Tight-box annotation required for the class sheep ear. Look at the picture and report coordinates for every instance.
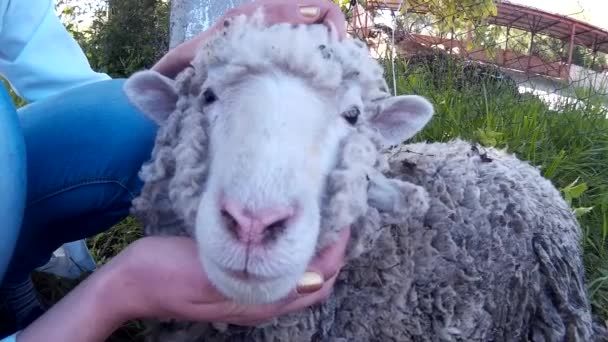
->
[368,95,434,146]
[123,70,178,124]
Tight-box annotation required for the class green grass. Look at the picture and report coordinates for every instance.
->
[87,216,143,266]
[17,51,608,336]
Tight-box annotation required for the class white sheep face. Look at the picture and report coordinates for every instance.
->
[193,68,349,303]
[124,43,434,305]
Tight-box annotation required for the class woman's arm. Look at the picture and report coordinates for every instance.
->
[0,0,109,103]
[8,255,131,342]
[7,232,349,342]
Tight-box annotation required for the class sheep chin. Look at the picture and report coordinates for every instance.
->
[198,247,309,305]
[195,229,320,305]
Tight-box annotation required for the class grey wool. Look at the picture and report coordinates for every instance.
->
[124,9,608,342]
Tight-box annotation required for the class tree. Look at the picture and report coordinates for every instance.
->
[404,0,498,35]
[55,0,170,79]
[82,0,170,78]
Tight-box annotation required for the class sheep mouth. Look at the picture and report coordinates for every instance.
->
[210,256,291,284]
[223,268,280,282]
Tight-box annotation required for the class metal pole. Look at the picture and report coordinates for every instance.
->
[566,24,576,66]
[566,23,576,81]
[169,0,253,48]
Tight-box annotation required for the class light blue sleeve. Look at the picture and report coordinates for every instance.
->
[0,0,111,103]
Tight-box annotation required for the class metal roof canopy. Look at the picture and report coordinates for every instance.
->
[366,0,608,54]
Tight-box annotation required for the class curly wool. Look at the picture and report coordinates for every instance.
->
[193,9,391,102]
[130,11,607,342]
[131,65,210,237]
[142,137,607,342]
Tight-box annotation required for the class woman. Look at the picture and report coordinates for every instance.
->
[0,0,350,340]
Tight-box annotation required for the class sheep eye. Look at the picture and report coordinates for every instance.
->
[203,88,217,104]
[342,106,360,125]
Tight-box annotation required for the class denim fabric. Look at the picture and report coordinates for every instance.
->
[0,85,27,284]
[0,78,157,286]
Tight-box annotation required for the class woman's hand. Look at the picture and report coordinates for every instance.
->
[152,0,347,78]
[112,228,350,326]
[16,228,350,342]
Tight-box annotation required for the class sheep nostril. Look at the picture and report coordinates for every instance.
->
[263,218,289,243]
[221,209,239,239]
[219,200,295,244]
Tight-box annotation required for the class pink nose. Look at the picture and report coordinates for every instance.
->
[220,200,295,245]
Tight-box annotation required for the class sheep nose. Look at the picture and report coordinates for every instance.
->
[220,200,295,245]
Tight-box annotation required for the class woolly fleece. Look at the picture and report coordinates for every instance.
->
[127,10,608,342]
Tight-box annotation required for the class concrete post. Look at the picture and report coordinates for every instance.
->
[169,0,253,48]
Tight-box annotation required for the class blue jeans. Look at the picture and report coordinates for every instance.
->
[0,78,157,286]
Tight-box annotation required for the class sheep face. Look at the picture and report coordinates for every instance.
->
[123,23,433,305]
[194,68,354,304]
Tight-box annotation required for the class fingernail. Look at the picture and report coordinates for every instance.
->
[299,5,320,18]
[296,271,323,293]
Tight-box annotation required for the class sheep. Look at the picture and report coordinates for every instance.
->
[122,9,608,342]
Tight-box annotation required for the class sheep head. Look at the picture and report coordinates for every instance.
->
[123,10,433,305]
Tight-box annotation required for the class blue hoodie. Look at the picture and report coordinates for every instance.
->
[0,0,110,104]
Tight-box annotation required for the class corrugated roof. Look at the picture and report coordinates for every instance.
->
[365,0,608,54]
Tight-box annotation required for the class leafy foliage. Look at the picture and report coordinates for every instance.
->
[56,0,170,78]
[345,0,497,32]
[84,0,169,78]
[405,0,497,34]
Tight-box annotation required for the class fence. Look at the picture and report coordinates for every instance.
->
[341,0,608,112]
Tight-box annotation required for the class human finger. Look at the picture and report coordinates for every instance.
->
[177,263,343,327]
[295,227,351,294]
[153,0,347,78]
[193,245,346,326]
[225,0,346,37]
[224,269,341,327]
[274,268,340,318]
[277,0,347,39]
[313,0,347,38]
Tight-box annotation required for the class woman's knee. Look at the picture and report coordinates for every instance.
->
[18,79,159,204]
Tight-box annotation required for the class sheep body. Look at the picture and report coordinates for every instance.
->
[122,9,608,341]
[142,138,606,342]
